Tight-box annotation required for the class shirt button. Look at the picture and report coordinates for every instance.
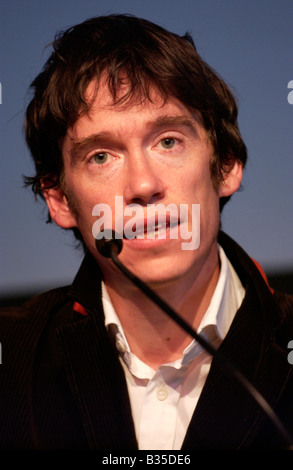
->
[116,339,127,353]
[156,386,168,401]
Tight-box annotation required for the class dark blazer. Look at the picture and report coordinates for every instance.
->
[0,232,293,450]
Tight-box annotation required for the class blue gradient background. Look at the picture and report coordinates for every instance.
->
[1,0,292,296]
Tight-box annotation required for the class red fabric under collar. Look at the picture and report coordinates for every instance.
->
[252,258,274,294]
[73,301,88,316]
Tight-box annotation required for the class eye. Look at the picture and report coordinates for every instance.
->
[90,152,112,165]
[159,137,176,150]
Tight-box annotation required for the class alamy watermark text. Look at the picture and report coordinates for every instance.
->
[92,196,200,250]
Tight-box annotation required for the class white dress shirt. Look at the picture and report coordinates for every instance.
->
[102,245,245,450]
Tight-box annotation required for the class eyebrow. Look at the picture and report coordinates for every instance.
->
[147,114,199,137]
[69,131,115,167]
[68,114,199,166]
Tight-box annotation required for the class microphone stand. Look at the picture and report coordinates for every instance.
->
[96,234,293,449]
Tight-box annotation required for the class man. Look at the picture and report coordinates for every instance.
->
[0,14,292,450]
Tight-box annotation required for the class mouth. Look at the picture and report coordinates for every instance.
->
[123,216,180,240]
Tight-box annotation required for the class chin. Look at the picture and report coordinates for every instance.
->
[125,251,199,286]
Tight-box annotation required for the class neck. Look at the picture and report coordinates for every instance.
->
[103,245,220,368]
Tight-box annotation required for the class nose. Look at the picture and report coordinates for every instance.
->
[123,152,165,205]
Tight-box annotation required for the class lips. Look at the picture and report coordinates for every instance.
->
[123,214,180,240]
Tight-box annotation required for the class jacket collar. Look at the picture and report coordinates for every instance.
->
[182,231,292,449]
[67,250,104,315]
[67,232,283,332]
[58,251,138,449]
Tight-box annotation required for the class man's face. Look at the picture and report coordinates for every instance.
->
[49,78,241,286]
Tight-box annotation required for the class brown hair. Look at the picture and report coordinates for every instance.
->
[24,13,247,224]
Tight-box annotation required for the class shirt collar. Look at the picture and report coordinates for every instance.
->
[199,244,245,340]
[102,245,245,374]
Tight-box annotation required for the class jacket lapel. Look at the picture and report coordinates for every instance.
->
[56,252,138,450]
[182,233,292,449]
[57,314,137,450]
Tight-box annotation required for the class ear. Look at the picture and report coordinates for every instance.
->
[42,186,77,229]
[218,159,243,198]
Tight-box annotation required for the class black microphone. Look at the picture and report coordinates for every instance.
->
[96,230,293,449]
[96,229,123,258]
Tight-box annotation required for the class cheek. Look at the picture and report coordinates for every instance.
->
[67,181,118,247]
[182,165,220,233]
[178,162,217,201]
[65,171,101,211]
[62,178,95,230]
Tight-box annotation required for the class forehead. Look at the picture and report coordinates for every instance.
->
[70,77,204,135]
